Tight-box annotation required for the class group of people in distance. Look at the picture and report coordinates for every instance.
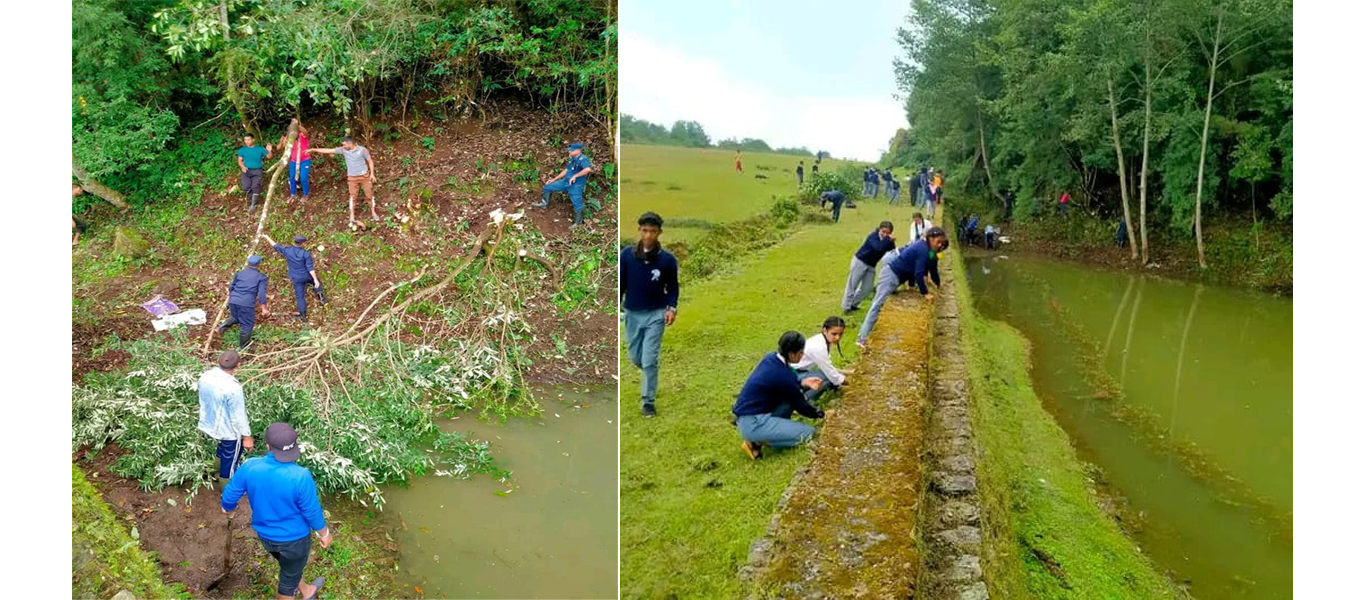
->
[209,120,593,350]
[862,167,901,204]
[618,201,948,461]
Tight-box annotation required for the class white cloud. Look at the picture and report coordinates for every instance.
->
[620,33,907,161]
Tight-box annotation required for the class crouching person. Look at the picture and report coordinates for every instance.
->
[791,316,852,402]
[732,331,832,460]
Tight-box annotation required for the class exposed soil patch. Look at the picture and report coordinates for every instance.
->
[72,100,616,386]
[75,445,399,599]
[746,293,930,598]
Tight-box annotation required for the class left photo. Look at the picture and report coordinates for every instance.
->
[71,1,617,599]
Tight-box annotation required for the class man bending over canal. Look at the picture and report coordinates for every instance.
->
[222,422,332,600]
[620,212,680,418]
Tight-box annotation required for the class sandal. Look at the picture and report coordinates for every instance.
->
[302,576,325,600]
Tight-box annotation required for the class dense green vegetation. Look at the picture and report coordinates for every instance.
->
[889,0,1292,270]
[74,0,616,209]
[620,114,822,156]
[72,466,190,600]
[947,240,1181,599]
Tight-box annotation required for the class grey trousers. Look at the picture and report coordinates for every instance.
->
[841,257,876,310]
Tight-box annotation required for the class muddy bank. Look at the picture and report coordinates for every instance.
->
[75,446,401,599]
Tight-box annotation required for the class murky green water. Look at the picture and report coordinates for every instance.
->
[964,252,1292,599]
[382,390,617,599]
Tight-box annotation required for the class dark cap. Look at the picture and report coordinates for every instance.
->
[294,234,307,244]
[568,142,584,151]
[217,350,240,370]
[247,254,262,266]
[265,422,301,463]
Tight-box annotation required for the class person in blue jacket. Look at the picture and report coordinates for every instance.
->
[536,142,593,228]
[732,331,834,459]
[841,221,896,312]
[262,233,326,323]
[219,255,270,349]
[620,212,680,418]
[222,422,332,600]
[856,228,949,348]
[820,189,847,222]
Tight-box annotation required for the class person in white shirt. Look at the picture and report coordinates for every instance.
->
[791,316,853,402]
[907,211,933,243]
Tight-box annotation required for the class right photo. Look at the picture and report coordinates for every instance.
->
[618,0,1293,599]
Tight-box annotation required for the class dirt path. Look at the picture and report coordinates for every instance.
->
[743,293,931,598]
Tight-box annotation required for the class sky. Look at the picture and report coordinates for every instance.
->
[619,0,912,162]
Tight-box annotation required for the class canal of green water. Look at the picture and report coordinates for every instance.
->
[964,252,1292,599]
[382,389,617,599]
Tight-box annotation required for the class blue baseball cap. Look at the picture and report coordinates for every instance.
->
[294,234,307,244]
[568,142,584,151]
[247,255,262,266]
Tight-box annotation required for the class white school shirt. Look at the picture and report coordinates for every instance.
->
[908,219,934,242]
[790,333,846,386]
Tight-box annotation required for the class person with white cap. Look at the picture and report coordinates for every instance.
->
[262,232,325,322]
[222,422,331,600]
[535,142,593,228]
[219,255,270,349]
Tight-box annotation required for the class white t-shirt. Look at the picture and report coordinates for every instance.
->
[790,333,846,386]
[908,219,934,242]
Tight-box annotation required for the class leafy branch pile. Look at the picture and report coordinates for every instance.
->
[73,216,565,507]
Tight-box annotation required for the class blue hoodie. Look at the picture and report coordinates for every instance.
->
[886,239,941,295]
[221,453,326,543]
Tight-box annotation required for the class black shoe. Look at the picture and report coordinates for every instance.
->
[843,305,859,314]
[641,404,657,418]
[294,314,307,322]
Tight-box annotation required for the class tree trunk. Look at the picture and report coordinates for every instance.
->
[977,110,997,200]
[1194,10,1223,270]
[72,159,128,209]
[1138,20,1154,265]
[605,0,616,153]
[218,0,251,135]
[1107,78,1139,258]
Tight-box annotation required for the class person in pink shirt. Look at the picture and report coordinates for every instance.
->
[281,118,311,203]
[1058,191,1070,217]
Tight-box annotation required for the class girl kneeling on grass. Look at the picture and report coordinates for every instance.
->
[790,316,852,402]
[733,331,833,460]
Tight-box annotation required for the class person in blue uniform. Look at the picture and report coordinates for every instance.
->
[796,161,804,185]
[620,212,680,418]
[219,255,270,349]
[856,228,949,348]
[841,221,896,312]
[732,331,833,460]
[262,233,326,322]
[536,142,593,228]
[820,190,847,222]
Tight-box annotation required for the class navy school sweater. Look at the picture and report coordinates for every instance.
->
[732,352,824,419]
[620,245,680,311]
[854,231,897,267]
[886,239,941,295]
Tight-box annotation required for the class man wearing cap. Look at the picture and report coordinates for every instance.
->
[219,255,270,349]
[535,142,593,228]
[262,233,326,322]
[222,422,331,600]
[198,350,252,480]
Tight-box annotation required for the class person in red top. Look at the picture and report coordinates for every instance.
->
[735,150,743,173]
[1058,191,1070,217]
[281,118,311,203]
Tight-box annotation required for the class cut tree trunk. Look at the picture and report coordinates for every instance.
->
[1107,78,1139,258]
[1138,21,1154,265]
[977,110,997,200]
[218,0,252,135]
[72,159,128,209]
[1193,9,1224,270]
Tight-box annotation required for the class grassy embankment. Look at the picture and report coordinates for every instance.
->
[947,237,1182,599]
[72,466,189,600]
[620,146,907,597]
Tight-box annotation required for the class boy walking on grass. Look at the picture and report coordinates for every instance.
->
[620,212,680,417]
[310,137,378,227]
[222,422,332,600]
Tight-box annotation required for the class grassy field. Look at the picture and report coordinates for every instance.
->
[619,148,915,596]
[947,239,1181,599]
[618,145,824,243]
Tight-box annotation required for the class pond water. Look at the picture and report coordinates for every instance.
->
[382,389,617,599]
[964,252,1292,599]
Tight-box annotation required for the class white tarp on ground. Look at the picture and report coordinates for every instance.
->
[152,308,208,331]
